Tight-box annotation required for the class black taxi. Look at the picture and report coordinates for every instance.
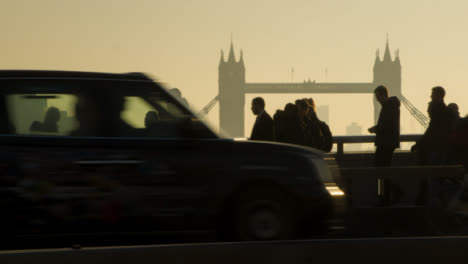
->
[0,70,332,249]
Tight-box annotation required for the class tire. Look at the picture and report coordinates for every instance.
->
[234,187,298,241]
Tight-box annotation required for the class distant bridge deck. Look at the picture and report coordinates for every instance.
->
[245,82,375,94]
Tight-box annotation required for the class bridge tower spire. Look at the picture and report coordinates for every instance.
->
[219,50,225,64]
[383,35,392,62]
[373,37,402,123]
[218,40,245,137]
[228,40,236,62]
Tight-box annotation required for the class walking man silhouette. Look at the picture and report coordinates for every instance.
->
[250,97,274,141]
[368,85,401,166]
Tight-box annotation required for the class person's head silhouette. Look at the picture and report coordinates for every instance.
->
[251,97,265,116]
[295,99,308,119]
[448,103,460,118]
[431,86,445,103]
[44,107,60,125]
[145,110,160,128]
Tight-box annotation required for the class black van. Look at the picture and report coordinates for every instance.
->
[0,70,332,249]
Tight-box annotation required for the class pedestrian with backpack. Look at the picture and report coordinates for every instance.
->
[305,98,333,153]
[295,98,333,152]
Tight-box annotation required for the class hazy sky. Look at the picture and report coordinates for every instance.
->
[1,0,467,139]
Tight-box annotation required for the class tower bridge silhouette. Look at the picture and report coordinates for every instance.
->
[200,39,428,137]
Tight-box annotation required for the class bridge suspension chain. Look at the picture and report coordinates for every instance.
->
[198,95,219,117]
[400,95,429,129]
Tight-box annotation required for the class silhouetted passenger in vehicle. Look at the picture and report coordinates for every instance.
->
[70,94,133,137]
[69,96,104,137]
[30,107,61,133]
[144,110,160,129]
[274,103,303,145]
[104,95,134,137]
[368,85,400,167]
[419,87,453,165]
[250,97,274,141]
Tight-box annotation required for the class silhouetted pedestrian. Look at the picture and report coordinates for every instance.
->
[274,103,303,145]
[304,98,333,152]
[250,97,274,141]
[447,103,461,163]
[296,99,323,150]
[448,103,461,129]
[419,87,453,165]
[453,115,468,169]
[368,85,400,167]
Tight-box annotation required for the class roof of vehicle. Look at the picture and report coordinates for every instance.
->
[0,70,152,81]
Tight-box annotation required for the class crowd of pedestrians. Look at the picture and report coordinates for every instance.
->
[250,85,468,170]
[250,96,332,153]
[413,86,468,169]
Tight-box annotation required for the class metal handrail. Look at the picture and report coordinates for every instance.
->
[333,134,422,155]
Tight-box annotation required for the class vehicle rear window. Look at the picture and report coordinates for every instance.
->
[7,93,79,136]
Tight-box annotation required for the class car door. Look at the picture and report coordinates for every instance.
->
[0,79,155,246]
[116,84,230,234]
[0,78,229,248]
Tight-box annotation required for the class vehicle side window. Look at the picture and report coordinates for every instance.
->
[120,92,215,139]
[7,93,79,136]
[121,97,158,129]
[120,95,191,138]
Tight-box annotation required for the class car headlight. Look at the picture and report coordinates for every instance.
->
[325,185,345,196]
[310,158,332,183]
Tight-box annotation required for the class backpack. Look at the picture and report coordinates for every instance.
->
[318,121,333,152]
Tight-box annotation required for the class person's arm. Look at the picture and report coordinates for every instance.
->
[375,106,394,134]
[369,110,384,134]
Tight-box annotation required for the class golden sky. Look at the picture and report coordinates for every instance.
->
[1,0,467,139]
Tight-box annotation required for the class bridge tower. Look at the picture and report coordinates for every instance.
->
[218,42,246,137]
[373,39,401,123]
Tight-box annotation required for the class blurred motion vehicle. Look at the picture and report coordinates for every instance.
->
[0,70,332,249]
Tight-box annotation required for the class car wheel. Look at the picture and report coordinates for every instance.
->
[234,188,297,241]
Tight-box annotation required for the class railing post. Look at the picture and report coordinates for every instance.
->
[337,142,343,156]
[332,135,422,156]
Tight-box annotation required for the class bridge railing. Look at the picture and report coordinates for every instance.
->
[333,134,422,155]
